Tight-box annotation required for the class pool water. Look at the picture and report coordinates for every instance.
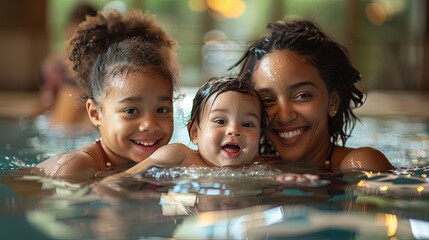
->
[0,91,429,239]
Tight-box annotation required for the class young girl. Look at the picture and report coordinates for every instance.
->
[36,9,180,180]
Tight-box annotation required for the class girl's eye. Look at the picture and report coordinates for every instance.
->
[214,119,225,125]
[157,107,169,114]
[124,108,138,115]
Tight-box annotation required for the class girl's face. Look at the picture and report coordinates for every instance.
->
[252,50,338,163]
[190,91,261,167]
[89,70,174,165]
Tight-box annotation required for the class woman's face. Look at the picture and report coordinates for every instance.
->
[252,50,337,163]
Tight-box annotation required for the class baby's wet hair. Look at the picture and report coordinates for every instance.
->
[67,9,179,106]
[188,75,267,138]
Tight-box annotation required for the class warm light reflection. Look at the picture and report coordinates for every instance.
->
[206,0,246,19]
[376,213,398,237]
[198,212,221,227]
[160,191,197,216]
[357,180,366,187]
[386,214,398,236]
[221,0,245,18]
[379,185,389,191]
[417,185,424,193]
[364,171,372,178]
[365,2,388,26]
[188,0,207,12]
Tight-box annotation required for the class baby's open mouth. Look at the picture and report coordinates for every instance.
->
[222,144,241,153]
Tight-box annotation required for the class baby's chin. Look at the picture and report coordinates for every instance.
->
[215,159,253,168]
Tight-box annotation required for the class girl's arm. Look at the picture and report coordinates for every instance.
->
[97,143,193,195]
[125,143,191,175]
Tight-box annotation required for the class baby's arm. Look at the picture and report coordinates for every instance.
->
[125,143,190,175]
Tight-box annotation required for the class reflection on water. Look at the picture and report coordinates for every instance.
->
[348,116,429,167]
[1,166,429,239]
[0,93,429,239]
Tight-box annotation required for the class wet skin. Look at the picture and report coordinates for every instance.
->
[88,70,174,166]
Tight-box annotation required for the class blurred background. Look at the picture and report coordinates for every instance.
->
[0,0,428,118]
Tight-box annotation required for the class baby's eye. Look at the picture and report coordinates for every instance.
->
[157,107,169,114]
[124,108,138,115]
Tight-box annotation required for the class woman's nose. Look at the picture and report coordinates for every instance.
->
[274,101,297,123]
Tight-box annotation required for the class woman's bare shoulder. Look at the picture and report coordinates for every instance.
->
[339,146,394,172]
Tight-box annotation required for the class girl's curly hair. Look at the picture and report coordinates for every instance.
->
[67,9,179,105]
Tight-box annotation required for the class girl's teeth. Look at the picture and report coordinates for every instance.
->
[136,141,156,146]
[279,129,303,140]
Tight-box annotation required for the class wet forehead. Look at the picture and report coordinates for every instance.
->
[205,91,261,118]
[253,50,324,89]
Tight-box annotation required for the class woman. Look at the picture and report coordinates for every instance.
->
[231,19,393,172]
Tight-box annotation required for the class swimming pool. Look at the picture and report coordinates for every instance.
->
[1,89,428,239]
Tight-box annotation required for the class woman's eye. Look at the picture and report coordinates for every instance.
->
[295,93,313,101]
[157,107,169,113]
[261,97,276,107]
[124,108,138,115]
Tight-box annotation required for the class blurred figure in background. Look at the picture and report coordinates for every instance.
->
[40,2,97,129]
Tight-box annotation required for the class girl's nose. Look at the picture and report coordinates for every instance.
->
[139,114,160,132]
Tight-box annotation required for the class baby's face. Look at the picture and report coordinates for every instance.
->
[98,70,174,164]
[191,91,261,167]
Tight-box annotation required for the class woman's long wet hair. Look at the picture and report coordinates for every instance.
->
[230,19,365,146]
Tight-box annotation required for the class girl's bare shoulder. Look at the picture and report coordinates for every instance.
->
[36,143,100,177]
